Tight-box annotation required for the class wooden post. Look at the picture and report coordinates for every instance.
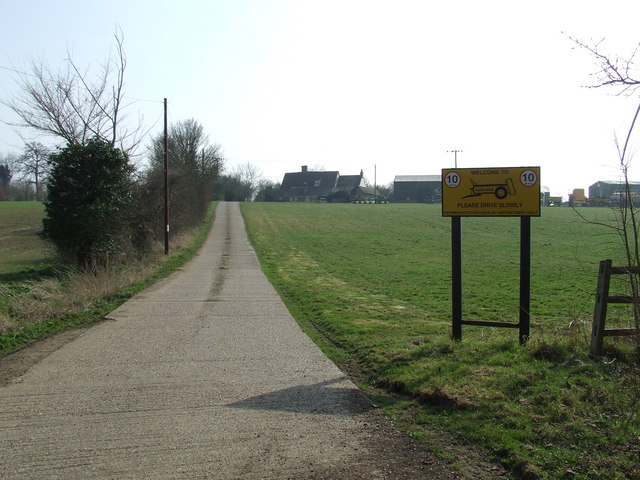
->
[163,98,169,255]
[590,259,612,356]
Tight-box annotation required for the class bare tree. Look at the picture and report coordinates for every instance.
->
[0,152,19,201]
[15,142,51,201]
[148,119,223,178]
[2,29,145,155]
[0,162,11,201]
[567,35,640,95]
[232,163,263,201]
[570,35,640,350]
[144,119,224,235]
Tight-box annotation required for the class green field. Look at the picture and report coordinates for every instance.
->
[0,202,53,276]
[241,203,639,480]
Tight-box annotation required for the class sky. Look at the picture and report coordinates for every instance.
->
[1,0,639,198]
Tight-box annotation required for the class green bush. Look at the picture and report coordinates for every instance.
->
[42,138,136,271]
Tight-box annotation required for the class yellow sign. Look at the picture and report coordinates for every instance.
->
[442,167,541,217]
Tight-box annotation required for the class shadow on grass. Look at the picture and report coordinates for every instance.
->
[0,264,68,284]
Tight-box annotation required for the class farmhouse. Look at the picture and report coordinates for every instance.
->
[279,165,365,202]
[393,175,442,203]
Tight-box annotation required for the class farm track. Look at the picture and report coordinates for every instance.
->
[0,202,507,479]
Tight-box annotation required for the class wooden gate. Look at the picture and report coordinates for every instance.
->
[590,259,640,356]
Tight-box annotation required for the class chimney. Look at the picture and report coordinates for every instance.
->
[302,165,308,173]
[360,169,363,177]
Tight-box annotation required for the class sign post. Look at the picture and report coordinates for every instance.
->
[442,167,540,344]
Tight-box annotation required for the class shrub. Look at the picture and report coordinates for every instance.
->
[42,138,136,271]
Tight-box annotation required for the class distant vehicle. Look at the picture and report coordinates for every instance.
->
[568,188,587,207]
[464,178,515,200]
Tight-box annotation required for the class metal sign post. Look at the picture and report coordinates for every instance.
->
[519,216,531,342]
[442,167,540,344]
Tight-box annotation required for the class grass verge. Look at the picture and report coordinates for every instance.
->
[0,202,217,355]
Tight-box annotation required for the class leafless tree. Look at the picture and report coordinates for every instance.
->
[569,35,640,348]
[2,29,145,155]
[14,142,51,201]
[232,162,263,201]
[0,154,13,201]
[144,119,224,236]
[148,119,223,178]
[567,35,640,96]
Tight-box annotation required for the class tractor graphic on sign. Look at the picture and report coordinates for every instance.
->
[464,178,515,200]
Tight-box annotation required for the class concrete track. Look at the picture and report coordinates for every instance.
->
[0,202,465,479]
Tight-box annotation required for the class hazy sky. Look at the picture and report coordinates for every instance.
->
[1,0,639,197]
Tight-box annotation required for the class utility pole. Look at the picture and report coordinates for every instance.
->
[374,164,377,203]
[447,149,463,168]
[163,98,169,255]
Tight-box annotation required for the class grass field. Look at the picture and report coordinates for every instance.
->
[241,202,639,480]
[0,202,54,276]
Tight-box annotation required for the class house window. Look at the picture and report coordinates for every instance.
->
[314,180,321,187]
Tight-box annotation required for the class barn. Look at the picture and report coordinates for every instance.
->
[589,180,640,202]
[393,175,442,203]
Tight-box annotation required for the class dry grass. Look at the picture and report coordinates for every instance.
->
[1,267,144,334]
[1,227,204,336]
[0,311,10,333]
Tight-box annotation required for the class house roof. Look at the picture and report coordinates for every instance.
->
[355,186,377,196]
[280,171,339,188]
[394,175,442,183]
[280,170,339,198]
[337,174,363,190]
[590,180,640,186]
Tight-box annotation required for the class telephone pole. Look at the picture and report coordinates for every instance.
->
[374,164,377,203]
[163,98,169,255]
[447,149,463,168]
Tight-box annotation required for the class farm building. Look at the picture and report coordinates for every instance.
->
[279,166,365,202]
[541,186,551,206]
[352,186,378,201]
[589,180,640,204]
[393,175,442,203]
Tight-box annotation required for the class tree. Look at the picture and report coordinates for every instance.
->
[231,163,263,201]
[568,36,640,95]
[14,142,51,201]
[0,163,11,201]
[0,152,21,201]
[144,119,224,236]
[213,164,263,201]
[254,180,282,202]
[160,119,223,181]
[570,35,640,351]
[42,138,136,270]
[213,175,244,201]
[376,182,394,202]
[2,30,145,155]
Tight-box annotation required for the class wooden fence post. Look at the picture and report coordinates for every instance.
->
[590,259,612,357]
